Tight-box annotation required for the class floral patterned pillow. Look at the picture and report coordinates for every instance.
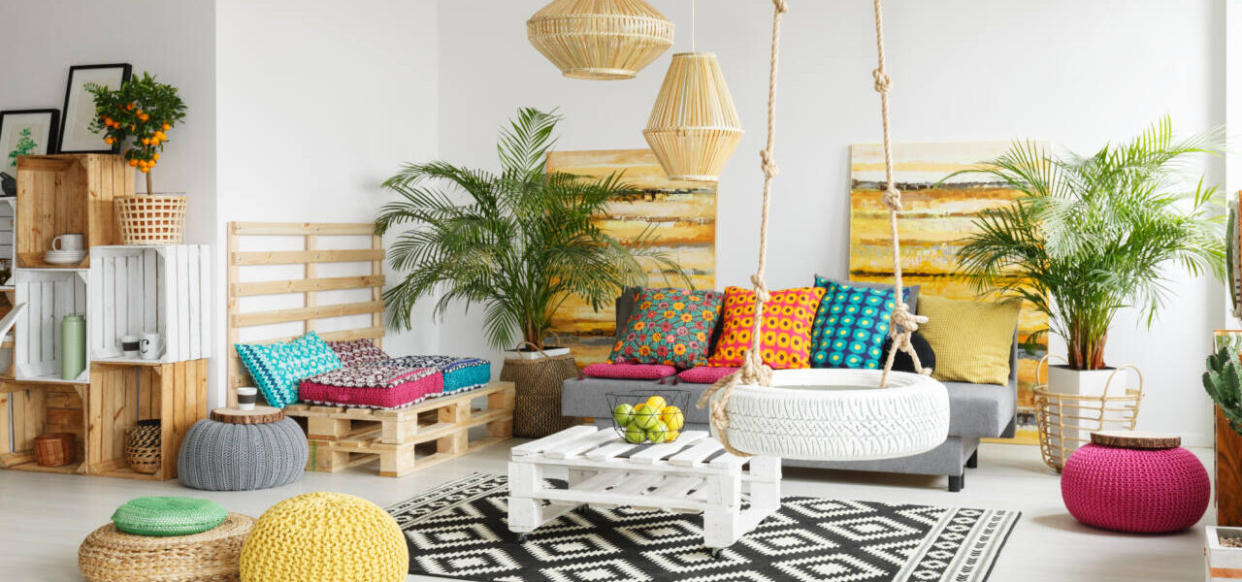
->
[609,288,723,368]
[707,286,826,370]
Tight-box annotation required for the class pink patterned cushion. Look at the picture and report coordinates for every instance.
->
[326,339,389,367]
[677,366,738,384]
[300,370,444,409]
[1060,443,1209,533]
[581,363,676,380]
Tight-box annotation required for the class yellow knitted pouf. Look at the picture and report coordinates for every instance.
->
[239,492,407,582]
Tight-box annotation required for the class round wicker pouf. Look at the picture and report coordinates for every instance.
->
[1061,442,1209,533]
[79,513,254,582]
[240,492,407,582]
[178,417,307,491]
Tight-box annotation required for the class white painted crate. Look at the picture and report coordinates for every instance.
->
[13,269,89,383]
[88,245,212,364]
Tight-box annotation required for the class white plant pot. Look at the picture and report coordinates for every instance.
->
[1205,526,1242,581]
[504,347,570,360]
[1047,365,1117,397]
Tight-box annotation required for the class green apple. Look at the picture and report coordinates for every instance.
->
[612,403,634,427]
[625,424,647,444]
[632,404,658,429]
[647,421,669,444]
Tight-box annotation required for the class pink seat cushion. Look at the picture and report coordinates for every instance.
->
[299,360,444,409]
[1060,443,1209,533]
[581,363,676,380]
[678,366,738,384]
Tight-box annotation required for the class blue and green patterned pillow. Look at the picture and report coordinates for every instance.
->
[810,277,910,369]
[235,331,343,408]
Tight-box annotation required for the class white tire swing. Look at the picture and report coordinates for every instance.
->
[697,0,950,461]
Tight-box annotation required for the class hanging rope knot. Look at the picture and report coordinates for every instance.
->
[881,187,903,211]
[759,149,780,178]
[749,274,772,303]
[890,303,926,334]
[872,69,892,93]
[772,0,789,14]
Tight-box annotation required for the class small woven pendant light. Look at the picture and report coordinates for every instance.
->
[527,0,675,81]
[644,52,744,182]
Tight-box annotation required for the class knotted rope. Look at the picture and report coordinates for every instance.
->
[870,0,929,387]
[695,0,788,457]
[696,0,926,457]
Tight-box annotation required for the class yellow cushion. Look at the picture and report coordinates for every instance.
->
[918,295,1020,385]
[240,492,407,582]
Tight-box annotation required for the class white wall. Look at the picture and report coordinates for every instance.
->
[214,0,441,408]
[437,0,1227,444]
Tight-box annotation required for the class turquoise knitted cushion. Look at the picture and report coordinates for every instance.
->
[235,331,342,408]
[112,496,228,536]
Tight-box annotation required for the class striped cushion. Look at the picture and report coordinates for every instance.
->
[235,332,343,408]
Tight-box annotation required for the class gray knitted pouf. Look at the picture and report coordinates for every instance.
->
[178,417,308,491]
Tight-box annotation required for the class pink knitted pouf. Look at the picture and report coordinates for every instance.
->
[1060,443,1209,533]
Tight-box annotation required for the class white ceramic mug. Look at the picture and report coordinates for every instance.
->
[52,234,84,252]
[121,335,139,358]
[139,332,162,360]
[236,387,258,411]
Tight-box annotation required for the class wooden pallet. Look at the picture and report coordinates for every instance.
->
[290,381,514,477]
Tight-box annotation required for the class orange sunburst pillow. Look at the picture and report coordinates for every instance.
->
[707,285,826,369]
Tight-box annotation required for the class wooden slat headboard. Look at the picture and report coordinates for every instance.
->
[226,221,385,406]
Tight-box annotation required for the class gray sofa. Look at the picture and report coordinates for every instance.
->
[561,289,1018,492]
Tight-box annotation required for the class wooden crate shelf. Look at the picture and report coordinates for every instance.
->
[13,269,89,383]
[292,381,515,477]
[0,381,87,474]
[15,155,131,269]
[89,245,212,363]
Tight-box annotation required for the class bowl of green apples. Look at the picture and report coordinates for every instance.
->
[606,390,688,444]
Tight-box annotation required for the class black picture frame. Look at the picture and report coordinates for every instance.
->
[58,63,132,154]
[0,109,61,179]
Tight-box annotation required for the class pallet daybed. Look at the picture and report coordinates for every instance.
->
[226,221,514,477]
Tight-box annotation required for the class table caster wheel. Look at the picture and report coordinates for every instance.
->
[515,533,530,543]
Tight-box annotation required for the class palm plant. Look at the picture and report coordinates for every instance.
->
[376,107,688,350]
[951,117,1225,370]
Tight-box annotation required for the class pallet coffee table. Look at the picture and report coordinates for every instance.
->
[508,425,781,555]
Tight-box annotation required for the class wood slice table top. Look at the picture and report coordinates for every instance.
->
[210,407,284,424]
[1090,430,1181,450]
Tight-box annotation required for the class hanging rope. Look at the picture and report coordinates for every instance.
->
[695,0,787,457]
[696,0,926,456]
[870,0,929,387]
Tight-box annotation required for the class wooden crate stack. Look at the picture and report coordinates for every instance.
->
[0,154,210,480]
[285,381,515,477]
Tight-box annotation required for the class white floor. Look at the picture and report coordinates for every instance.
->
[0,441,1212,582]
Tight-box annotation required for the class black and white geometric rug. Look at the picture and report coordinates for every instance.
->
[387,473,1019,582]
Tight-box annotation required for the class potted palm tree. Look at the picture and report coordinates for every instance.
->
[377,107,686,436]
[953,117,1225,397]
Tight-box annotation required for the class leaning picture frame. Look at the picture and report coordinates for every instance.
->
[58,63,132,154]
[0,109,60,177]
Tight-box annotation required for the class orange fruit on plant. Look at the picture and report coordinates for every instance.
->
[141,138,151,145]
[128,159,138,167]
[161,123,171,131]
[139,113,149,122]
[140,167,149,173]
[152,153,160,161]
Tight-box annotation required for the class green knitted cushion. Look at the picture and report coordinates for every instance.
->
[111,496,228,536]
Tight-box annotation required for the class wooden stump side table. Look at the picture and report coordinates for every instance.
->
[507,425,781,555]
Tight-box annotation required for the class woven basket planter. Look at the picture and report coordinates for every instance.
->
[117,195,188,245]
[79,513,254,582]
[527,0,674,80]
[1033,360,1145,472]
[501,351,578,438]
[126,419,161,475]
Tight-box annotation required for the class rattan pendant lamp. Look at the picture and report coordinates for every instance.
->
[643,0,743,183]
[527,0,675,80]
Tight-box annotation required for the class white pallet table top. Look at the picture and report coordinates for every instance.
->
[513,426,760,475]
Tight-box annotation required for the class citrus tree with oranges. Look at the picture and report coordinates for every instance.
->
[87,72,186,194]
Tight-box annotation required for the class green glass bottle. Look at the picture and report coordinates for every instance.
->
[61,314,86,380]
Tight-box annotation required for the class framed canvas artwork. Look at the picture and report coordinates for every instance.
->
[58,63,131,154]
[0,109,60,175]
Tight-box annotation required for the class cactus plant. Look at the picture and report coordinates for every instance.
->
[1205,346,1242,433]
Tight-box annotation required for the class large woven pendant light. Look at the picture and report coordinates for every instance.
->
[527,0,675,81]
[643,2,742,183]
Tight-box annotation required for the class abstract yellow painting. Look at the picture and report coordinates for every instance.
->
[850,142,1049,444]
[546,149,717,366]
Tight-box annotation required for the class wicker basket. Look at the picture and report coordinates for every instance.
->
[126,419,161,475]
[34,432,74,467]
[501,344,578,438]
[1034,357,1145,472]
[116,195,188,245]
[78,513,254,582]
